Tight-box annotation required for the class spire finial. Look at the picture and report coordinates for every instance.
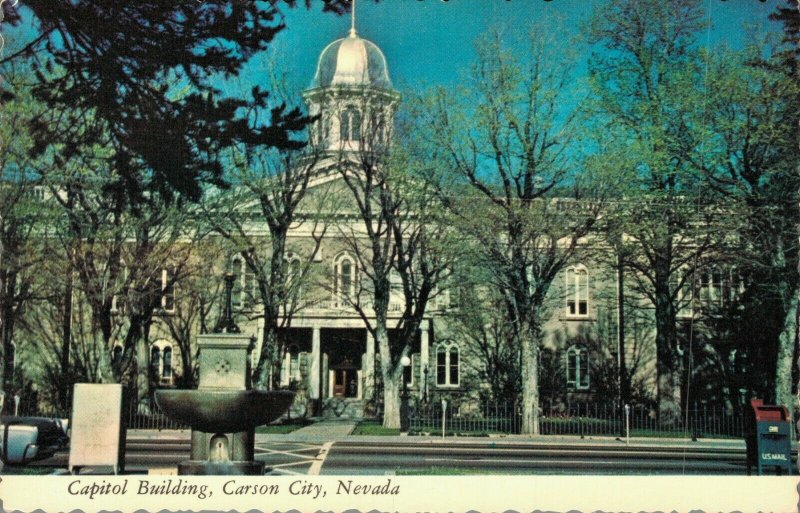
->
[349,0,357,37]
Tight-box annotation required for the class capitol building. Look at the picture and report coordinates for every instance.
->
[129,20,656,420]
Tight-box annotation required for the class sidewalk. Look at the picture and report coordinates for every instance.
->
[255,419,357,443]
[253,425,751,451]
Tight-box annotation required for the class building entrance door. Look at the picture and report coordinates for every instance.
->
[332,368,358,398]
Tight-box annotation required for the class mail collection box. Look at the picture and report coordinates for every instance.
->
[744,399,793,475]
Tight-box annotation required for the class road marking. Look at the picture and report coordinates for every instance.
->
[308,442,334,475]
[269,460,317,475]
[255,448,318,460]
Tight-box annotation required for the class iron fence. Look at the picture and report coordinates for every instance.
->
[409,401,746,438]
[13,404,189,431]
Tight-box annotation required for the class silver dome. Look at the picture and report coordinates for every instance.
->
[311,31,392,89]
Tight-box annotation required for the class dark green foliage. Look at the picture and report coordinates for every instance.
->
[5,1,352,203]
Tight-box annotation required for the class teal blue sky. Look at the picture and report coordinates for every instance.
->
[5,1,786,101]
[236,0,786,96]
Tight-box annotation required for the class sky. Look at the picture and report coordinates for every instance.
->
[238,0,787,96]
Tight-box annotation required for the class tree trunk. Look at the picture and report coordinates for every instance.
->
[519,325,540,435]
[775,294,797,409]
[0,246,5,397]
[60,266,73,410]
[382,373,401,429]
[0,270,15,397]
[375,323,401,429]
[254,323,279,390]
[653,281,681,427]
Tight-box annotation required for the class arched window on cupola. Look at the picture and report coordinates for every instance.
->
[340,107,361,142]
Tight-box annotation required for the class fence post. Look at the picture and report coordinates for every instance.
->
[624,404,630,445]
[441,399,447,438]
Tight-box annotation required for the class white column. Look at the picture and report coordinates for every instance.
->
[420,321,429,399]
[310,326,321,399]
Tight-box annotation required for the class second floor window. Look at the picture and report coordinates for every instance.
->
[566,266,589,316]
[161,268,175,312]
[232,256,257,309]
[334,253,357,302]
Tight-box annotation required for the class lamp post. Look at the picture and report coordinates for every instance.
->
[423,365,429,403]
[400,355,411,433]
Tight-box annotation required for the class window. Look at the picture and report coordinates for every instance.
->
[333,253,357,305]
[674,267,694,317]
[371,111,387,145]
[285,254,302,295]
[150,341,173,384]
[697,266,740,310]
[161,268,175,312]
[340,107,361,142]
[316,115,331,146]
[566,346,590,390]
[436,344,459,387]
[162,347,172,379]
[231,256,256,309]
[111,263,128,313]
[566,266,589,316]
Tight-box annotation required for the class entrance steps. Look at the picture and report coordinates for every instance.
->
[322,398,364,420]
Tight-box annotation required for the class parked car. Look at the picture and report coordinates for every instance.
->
[0,416,70,465]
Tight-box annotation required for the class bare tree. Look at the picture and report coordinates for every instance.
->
[417,27,604,434]
[327,87,452,428]
[202,58,333,390]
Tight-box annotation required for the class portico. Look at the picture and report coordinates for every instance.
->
[263,316,431,416]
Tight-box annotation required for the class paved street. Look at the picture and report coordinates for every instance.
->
[9,421,796,476]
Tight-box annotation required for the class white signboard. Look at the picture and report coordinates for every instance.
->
[68,383,124,474]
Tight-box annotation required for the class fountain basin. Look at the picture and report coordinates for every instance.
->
[155,390,294,433]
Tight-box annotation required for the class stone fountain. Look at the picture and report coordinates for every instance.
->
[156,273,294,475]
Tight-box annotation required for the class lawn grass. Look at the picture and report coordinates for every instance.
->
[352,419,400,436]
[2,466,59,475]
[395,467,497,475]
[255,419,311,434]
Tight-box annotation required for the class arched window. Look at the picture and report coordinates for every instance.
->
[333,253,357,305]
[316,115,331,146]
[436,344,459,387]
[150,345,161,377]
[231,256,256,309]
[566,346,590,390]
[285,254,303,295]
[340,107,361,142]
[162,346,172,379]
[371,111,387,145]
[566,265,589,316]
[150,340,174,384]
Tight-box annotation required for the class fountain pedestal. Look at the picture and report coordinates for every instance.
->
[156,273,294,475]
[155,333,294,475]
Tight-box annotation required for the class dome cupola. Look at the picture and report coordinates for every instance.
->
[311,28,392,90]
